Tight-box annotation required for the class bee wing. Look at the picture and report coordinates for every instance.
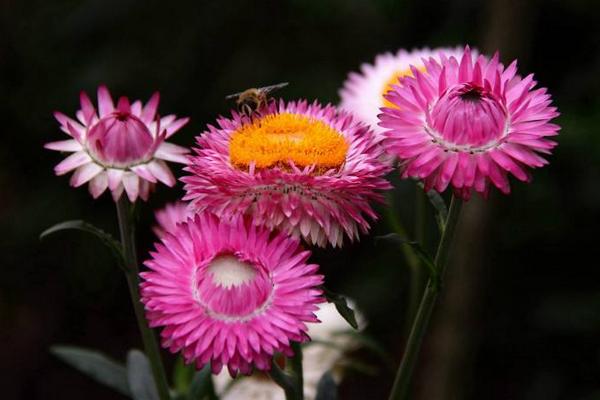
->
[259,82,289,94]
[225,91,245,100]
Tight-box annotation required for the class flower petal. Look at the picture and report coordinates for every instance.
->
[54,152,92,175]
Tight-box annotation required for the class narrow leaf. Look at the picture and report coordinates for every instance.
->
[40,220,126,271]
[188,364,216,400]
[127,349,160,400]
[417,183,448,232]
[51,345,130,396]
[315,372,338,400]
[322,288,359,329]
[427,190,448,232]
[375,234,440,288]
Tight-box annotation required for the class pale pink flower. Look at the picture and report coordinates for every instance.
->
[182,100,391,247]
[45,85,190,201]
[152,201,194,237]
[339,47,466,136]
[381,47,560,199]
[140,212,324,376]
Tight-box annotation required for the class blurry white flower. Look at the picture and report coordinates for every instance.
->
[213,301,365,399]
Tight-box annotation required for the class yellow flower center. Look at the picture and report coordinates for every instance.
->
[229,112,349,171]
[381,66,426,109]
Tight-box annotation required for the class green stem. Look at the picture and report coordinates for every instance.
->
[384,194,420,272]
[388,196,463,400]
[406,187,428,324]
[290,342,304,399]
[415,187,426,245]
[116,197,171,400]
[269,342,304,400]
[268,362,299,400]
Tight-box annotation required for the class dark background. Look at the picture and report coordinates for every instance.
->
[1,0,599,399]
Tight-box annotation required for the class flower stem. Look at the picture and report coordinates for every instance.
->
[406,187,428,324]
[116,197,171,400]
[290,342,304,399]
[269,342,304,400]
[384,193,421,274]
[388,195,463,400]
[269,362,300,400]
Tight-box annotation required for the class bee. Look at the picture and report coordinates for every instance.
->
[225,82,289,117]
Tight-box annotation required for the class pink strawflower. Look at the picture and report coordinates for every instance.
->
[182,100,391,247]
[153,201,193,237]
[45,85,190,201]
[140,212,324,376]
[339,47,466,135]
[381,47,560,199]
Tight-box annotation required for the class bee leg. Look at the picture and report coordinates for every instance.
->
[241,104,252,118]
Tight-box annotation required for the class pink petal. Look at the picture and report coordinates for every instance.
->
[155,143,190,164]
[131,164,158,183]
[79,91,96,125]
[44,139,82,152]
[111,183,124,201]
[131,100,143,116]
[70,163,103,187]
[89,172,108,198]
[147,160,176,186]
[97,85,114,117]
[165,117,190,138]
[107,168,125,190]
[116,96,131,113]
[142,92,160,123]
[122,173,140,201]
[54,152,92,175]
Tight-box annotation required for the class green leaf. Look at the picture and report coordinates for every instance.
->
[40,220,126,271]
[126,349,159,400]
[322,288,359,329]
[375,234,440,288]
[416,183,448,232]
[51,345,130,396]
[315,372,338,400]
[188,364,216,400]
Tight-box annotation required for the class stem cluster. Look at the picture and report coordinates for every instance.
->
[388,196,463,400]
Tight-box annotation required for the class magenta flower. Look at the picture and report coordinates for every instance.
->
[153,201,193,237]
[140,212,324,376]
[46,86,190,201]
[381,47,560,199]
[182,100,391,247]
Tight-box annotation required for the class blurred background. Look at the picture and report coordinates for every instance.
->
[1,0,599,399]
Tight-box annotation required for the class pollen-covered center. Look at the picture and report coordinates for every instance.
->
[229,112,349,172]
[382,66,426,109]
[195,254,273,320]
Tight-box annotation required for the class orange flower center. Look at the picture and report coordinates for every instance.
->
[229,112,349,171]
[381,66,426,109]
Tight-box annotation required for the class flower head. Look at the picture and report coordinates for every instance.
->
[46,86,190,201]
[153,201,193,237]
[381,47,559,199]
[214,301,365,400]
[182,100,391,247]
[339,47,465,135]
[140,212,324,376]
